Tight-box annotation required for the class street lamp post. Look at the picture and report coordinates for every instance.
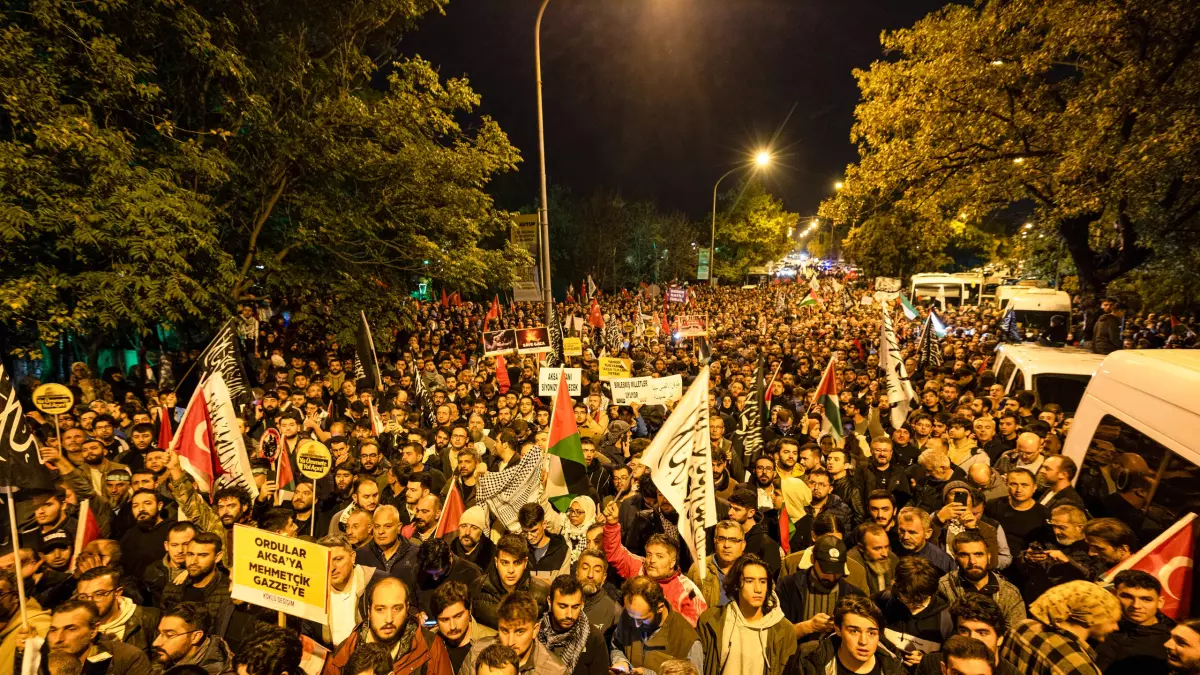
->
[535,0,553,324]
[710,152,771,285]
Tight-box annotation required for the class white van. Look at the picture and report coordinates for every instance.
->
[992,344,1105,412]
[1062,350,1200,543]
[1001,288,1072,335]
[910,273,982,307]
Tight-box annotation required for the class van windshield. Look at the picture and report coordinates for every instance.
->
[1033,374,1090,413]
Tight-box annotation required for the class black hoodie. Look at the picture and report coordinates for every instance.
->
[874,589,951,648]
[1093,612,1176,675]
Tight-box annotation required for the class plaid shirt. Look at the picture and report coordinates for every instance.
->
[1000,619,1102,675]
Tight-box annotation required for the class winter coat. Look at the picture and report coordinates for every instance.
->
[323,622,453,675]
[355,538,420,585]
[874,589,951,647]
[528,532,572,582]
[456,636,565,675]
[1092,313,1123,354]
[168,635,234,675]
[799,634,905,675]
[611,608,700,675]
[687,556,726,610]
[937,570,1026,629]
[160,568,232,625]
[471,564,550,630]
[1093,614,1176,675]
[697,600,796,675]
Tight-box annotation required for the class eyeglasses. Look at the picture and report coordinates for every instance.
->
[74,588,117,602]
[158,629,200,641]
[567,508,586,516]
[715,536,745,545]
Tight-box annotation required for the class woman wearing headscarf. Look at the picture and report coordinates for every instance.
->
[549,496,596,564]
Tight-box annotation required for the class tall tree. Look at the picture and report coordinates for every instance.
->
[713,180,798,281]
[0,0,527,355]
[820,0,1200,296]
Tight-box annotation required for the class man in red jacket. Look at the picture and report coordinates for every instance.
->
[322,576,453,675]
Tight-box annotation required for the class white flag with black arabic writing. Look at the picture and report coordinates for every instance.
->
[639,367,718,579]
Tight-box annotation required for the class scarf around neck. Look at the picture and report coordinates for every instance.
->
[539,608,590,673]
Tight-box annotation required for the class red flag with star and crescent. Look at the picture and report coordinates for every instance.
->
[1103,512,1196,619]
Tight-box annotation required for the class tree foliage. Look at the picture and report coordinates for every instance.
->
[548,187,704,292]
[713,180,797,281]
[0,0,526,355]
[820,0,1200,296]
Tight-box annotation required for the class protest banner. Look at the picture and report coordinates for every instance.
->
[646,374,683,402]
[562,337,583,357]
[515,326,552,354]
[676,315,709,337]
[874,276,902,293]
[230,525,330,622]
[482,329,516,356]
[610,377,651,405]
[538,368,581,396]
[666,287,687,303]
[32,384,74,416]
[597,357,631,381]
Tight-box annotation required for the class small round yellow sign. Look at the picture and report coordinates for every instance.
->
[296,441,332,480]
[32,383,75,415]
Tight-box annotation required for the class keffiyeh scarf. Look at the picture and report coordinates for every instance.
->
[539,608,591,673]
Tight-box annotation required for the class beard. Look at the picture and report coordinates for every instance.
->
[581,582,600,596]
[962,566,988,582]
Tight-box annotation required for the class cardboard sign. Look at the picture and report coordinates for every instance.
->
[676,315,708,337]
[612,375,685,405]
[482,329,516,356]
[562,337,583,357]
[32,383,74,415]
[610,377,651,404]
[538,368,582,396]
[666,287,687,303]
[647,374,684,402]
[296,441,332,480]
[515,326,552,354]
[597,357,631,381]
[230,525,330,622]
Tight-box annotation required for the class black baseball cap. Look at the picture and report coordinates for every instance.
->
[813,535,847,576]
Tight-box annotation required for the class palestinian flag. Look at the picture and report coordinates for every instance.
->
[815,357,844,442]
[899,293,919,320]
[275,440,297,506]
[544,368,589,512]
[798,290,822,310]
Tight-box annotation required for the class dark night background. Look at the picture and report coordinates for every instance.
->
[400,0,949,218]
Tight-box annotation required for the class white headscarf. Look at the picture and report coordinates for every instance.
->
[560,495,596,563]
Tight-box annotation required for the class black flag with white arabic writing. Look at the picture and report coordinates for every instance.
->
[545,301,566,369]
[355,311,383,390]
[0,363,58,495]
[196,318,256,408]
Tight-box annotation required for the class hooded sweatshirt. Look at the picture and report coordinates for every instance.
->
[718,601,787,675]
[99,596,139,640]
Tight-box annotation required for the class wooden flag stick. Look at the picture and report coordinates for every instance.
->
[5,487,29,631]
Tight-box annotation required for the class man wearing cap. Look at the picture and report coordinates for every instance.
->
[447,506,495,572]
[106,468,137,535]
[33,531,74,602]
[777,535,867,642]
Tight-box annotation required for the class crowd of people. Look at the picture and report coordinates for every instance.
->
[4,273,1199,675]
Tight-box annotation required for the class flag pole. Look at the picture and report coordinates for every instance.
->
[5,485,29,631]
[310,478,317,538]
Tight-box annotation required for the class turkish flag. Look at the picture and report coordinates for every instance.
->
[171,387,217,492]
[1104,512,1196,619]
[71,500,102,570]
[495,354,511,395]
[587,299,604,328]
[435,478,466,539]
[157,406,174,450]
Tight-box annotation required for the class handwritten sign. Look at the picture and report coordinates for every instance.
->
[562,337,583,357]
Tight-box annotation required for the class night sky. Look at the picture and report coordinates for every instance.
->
[400,0,948,218]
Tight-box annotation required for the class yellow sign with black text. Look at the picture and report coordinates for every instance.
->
[230,525,330,622]
[598,357,632,381]
[562,337,583,357]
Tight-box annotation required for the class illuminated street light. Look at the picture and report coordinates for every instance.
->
[710,149,774,284]
[1024,222,1033,229]
[834,181,844,190]
[810,219,819,227]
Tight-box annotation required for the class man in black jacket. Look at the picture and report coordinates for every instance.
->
[118,488,172,579]
[519,503,571,581]
[1092,302,1126,354]
[777,536,866,643]
[1094,570,1175,675]
[539,575,610,675]
[727,488,782,576]
[857,437,911,507]
[160,532,231,623]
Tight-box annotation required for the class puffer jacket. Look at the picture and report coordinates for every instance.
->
[471,563,550,630]
[800,634,905,675]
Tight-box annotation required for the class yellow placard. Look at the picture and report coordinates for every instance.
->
[296,440,332,480]
[562,337,583,357]
[32,383,74,415]
[230,525,330,622]
[598,357,632,381]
